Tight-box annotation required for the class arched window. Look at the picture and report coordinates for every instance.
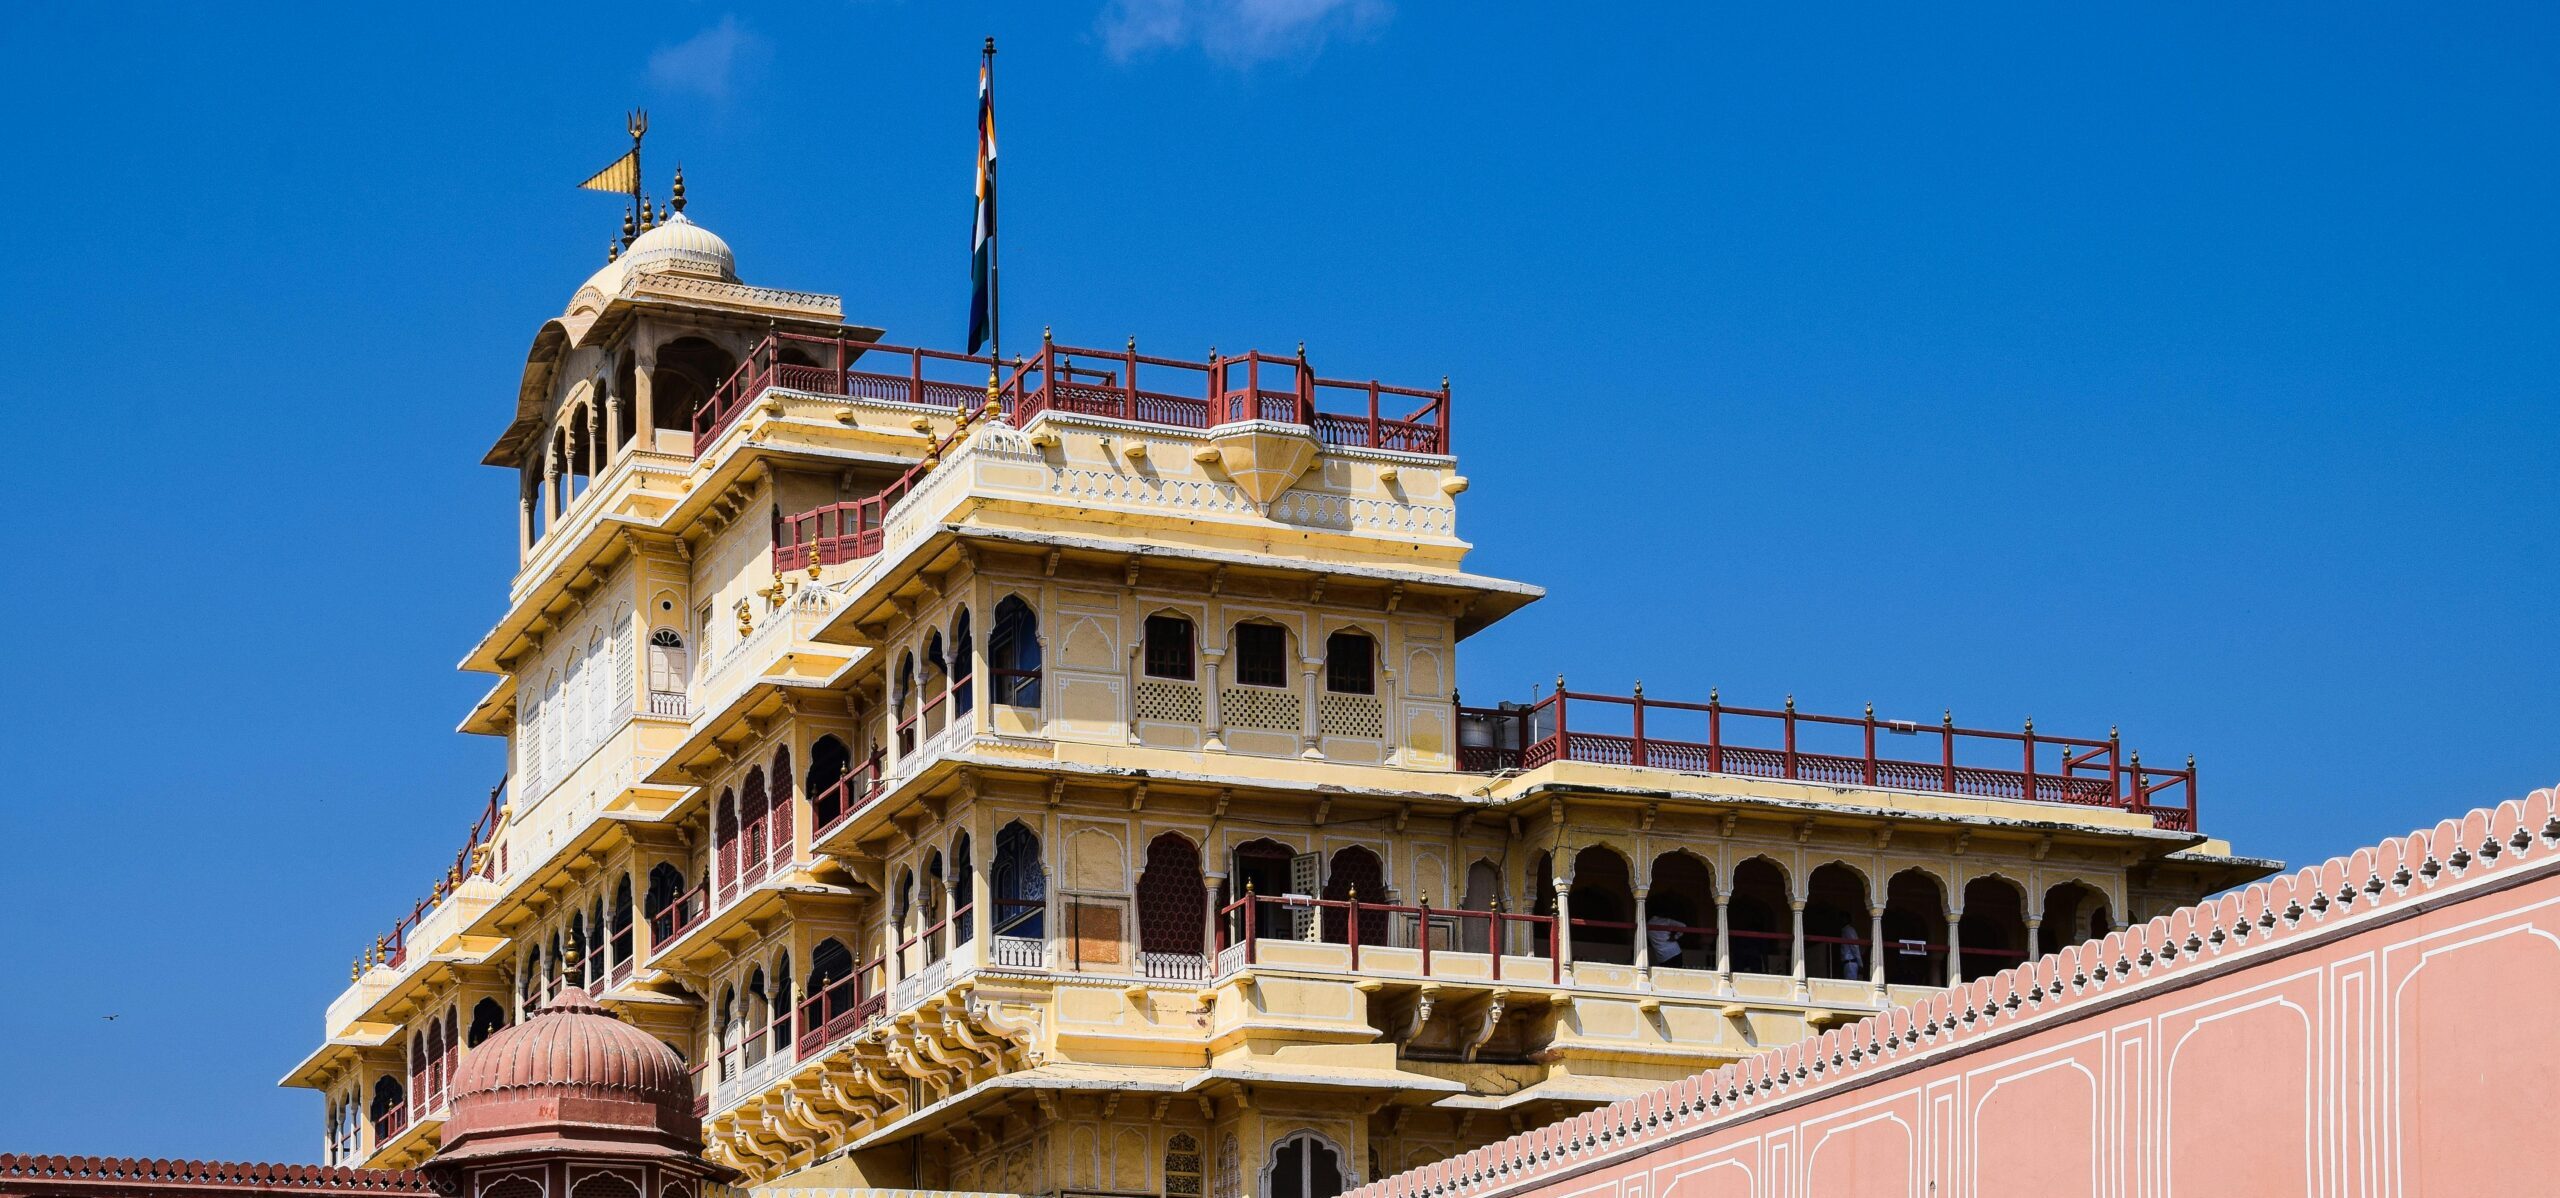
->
[652,336,738,432]
[993,821,1046,940]
[951,833,975,946]
[1233,622,1288,688]
[1727,858,1791,976]
[368,1076,404,1139]
[715,985,740,1079]
[2041,881,2112,952]
[770,745,795,864]
[990,596,1042,707]
[808,735,854,829]
[1882,870,1949,987]
[1567,847,1634,965]
[805,938,855,1039]
[1645,853,1716,969]
[739,767,771,880]
[1959,876,2029,982]
[771,953,794,1053]
[1265,1133,1348,1198]
[894,651,919,754]
[469,998,507,1047]
[1137,833,1207,965]
[921,850,948,963]
[715,789,740,897]
[950,608,976,716]
[1324,630,1375,695]
[1460,859,1503,956]
[1321,846,1389,946]
[648,629,687,696]
[1145,614,1197,680]
[645,862,687,942]
[1165,1132,1204,1198]
[894,868,917,961]
[1805,864,1869,981]
[610,874,635,967]
[745,968,771,1065]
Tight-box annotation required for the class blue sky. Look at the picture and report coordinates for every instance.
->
[2,0,2554,1161]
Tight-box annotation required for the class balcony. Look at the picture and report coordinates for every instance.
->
[355,784,506,979]
[694,330,1452,463]
[1459,689,2199,832]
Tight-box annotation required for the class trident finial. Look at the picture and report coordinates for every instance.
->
[628,109,649,143]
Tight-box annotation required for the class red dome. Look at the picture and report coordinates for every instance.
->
[433,987,699,1165]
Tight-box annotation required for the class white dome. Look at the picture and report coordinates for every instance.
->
[620,211,736,281]
[570,211,738,312]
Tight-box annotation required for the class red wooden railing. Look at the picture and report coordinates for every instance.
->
[771,399,996,573]
[810,751,888,840]
[1457,689,2198,832]
[368,778,508,972]
[1219,891,1564,984]
[792,959,888,1059]
[699,329,1452,463]
[1001,336,1449,454]
[646,881,711,955]
[694,334,1000,455]
[370,1102,408,1143]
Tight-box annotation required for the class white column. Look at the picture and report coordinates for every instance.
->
[1552,878,1574,968]
[1945,907,1964,986]
[971,821,994,971]
[1714,890,1733,990]
[2025,917,2043,966]
[1299,657,1324,758]
[1203,871,1227,964]
[634,356,657,450]
[1789,899,1808,998]
[1868,905,1887,1001]
[1632,887,1651,980]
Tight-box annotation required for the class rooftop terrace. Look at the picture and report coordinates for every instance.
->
[692,329,1452,457]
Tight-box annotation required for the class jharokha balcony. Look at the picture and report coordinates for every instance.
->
[691,329,1452,459]
[1460,687,2199,831]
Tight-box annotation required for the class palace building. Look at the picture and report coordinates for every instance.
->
[276,179,2274,1198]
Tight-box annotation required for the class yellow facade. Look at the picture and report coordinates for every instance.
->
[283,200,2271,1197]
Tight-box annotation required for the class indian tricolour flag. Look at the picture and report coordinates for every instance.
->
[967,40,999,357]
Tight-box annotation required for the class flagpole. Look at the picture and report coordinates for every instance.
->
[985,36,1000,370]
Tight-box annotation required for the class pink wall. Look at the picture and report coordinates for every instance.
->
[1351,786,2560,1198]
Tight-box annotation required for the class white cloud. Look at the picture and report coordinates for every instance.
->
[1099,0,1391,67]
[648,15,771,100]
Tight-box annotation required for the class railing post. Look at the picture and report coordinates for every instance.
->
[908,346,924,407]
[1418,895,1432,977]
[1942,709,1956,792]
[1439,376,1452,453]
[1630,681,1647,768]
[1368,380,1381,449]
[1296,343,1313,426]
[1244,882,1258,966]
[1552,676,1569,763]
[1206,346,1221,421]
[1125,336,1139,415]
[1247,354,1261,419]
[2022,717,2038,803]
[1490,900,1503,981]
[2187,755,2199,829]
[2108,726,2124,803]
[1347,885,1361,972]
[1708,688,1722,773]
[1783,694,1798,779]
[1862,702,1877,786]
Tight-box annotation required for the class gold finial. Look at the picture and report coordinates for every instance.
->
[984,362,1002,419]
[1785,694,1796,713]
[350,960,362,981]
[806,546,824,581]
[2186,754,2196,770]
[2024,716,2035,734]
[628,108,649,142]
[1348,883,1358,902]
[1296,340,1306,359]
[1633,680,1644,698]
[1943,708,1953,727]
[1043,325,1053,344]
[735,598,753,638]
[642,197,657,230]
[1127,336,1137,352]
[1864,701,1874,719]
[760,575,787,608]
[622,207,637,245]
[2110,726,2121,743]
[671,164,687,213]
[1555,673,1566,693]
[607,240,619,264]
[1208,345,1218,363]
[1245,878,1256,895]
[1418,889,1429,908]
[1709,687,1719,704]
